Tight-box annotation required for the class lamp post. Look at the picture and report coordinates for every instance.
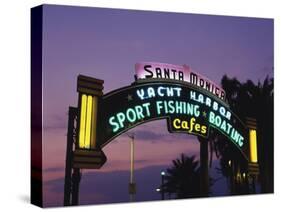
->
[127,133,136,202]
[161,171,165,200]
[228,159,236,194]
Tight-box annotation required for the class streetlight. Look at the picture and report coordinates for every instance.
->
[161,171,165,200]
[127,133,136,202]
[228,160,231,166]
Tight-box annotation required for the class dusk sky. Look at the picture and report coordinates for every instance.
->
[41,4,273,207]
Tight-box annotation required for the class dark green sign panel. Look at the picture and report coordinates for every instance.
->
[96,80,249,160]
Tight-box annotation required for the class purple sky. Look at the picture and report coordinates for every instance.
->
[41,4,272,207]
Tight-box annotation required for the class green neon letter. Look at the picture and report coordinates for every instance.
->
[109,116,120,133]
[209,111,215,124]
[126,108,137,123]
[116,112,126,128]
[156,101,163,115]
[194,105,200,117]
[135,105,145,119]
[142,102,151,117]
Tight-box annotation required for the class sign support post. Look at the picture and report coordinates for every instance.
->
[246,117,259,193]
[63,107,78,206]
[199,137,209,196]
[71,168,81,205]
[64,75,106,206]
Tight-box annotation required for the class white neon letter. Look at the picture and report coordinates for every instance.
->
[136,89,145,100]
[157,86,165,97]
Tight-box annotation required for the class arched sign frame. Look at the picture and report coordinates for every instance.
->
[64,68,260,206]
[74,73,259,167]
[96,79,249,162]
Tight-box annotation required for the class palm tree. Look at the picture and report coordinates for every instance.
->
[163,154,208,198]
[241,77,273,193]
[214,75,274,194]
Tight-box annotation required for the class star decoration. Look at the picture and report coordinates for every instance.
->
[127,94,133,101]
[202,111,207,117]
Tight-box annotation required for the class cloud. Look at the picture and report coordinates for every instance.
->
[134,129,165,141]
[43,114,68,131]
[44,164,168,207]
[44,167,64,173]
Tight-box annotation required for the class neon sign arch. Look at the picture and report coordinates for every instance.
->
[96,80,249,160]
[74,62,258,166]
[64,62,260,206]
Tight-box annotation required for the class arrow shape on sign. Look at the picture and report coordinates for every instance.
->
[73,149,107,169]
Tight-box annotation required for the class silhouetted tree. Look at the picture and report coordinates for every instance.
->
[163,154,212,198]
[214,75,273,194]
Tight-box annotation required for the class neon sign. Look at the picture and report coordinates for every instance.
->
[73,60,259,167]
[96,81,248,160]
[135,62,226,101]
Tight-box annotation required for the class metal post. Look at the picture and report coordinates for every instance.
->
[161,173,165,200]
[130,135,134,185]
[64,107,77,206]
[252,176,256,193]
[71,168,81,205]
[230,160,236,194]
[128,133,136,202]
[199,137,209,196]
[72,104,81,206]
